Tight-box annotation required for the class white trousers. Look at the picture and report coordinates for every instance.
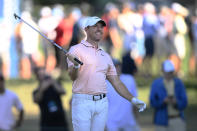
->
[72,94,108,131]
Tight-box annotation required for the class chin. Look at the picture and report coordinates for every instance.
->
[95,37,102,42]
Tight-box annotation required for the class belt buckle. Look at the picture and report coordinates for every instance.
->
[93,95,101,101]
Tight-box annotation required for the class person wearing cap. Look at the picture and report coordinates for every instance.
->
[106,55,140,131]
[66,16,146,131]
[150,60,188,131]
[0,73,24,131]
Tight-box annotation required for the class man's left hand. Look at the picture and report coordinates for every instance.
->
[131,97,146,112]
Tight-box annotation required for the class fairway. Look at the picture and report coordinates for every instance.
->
[6,79,197,131]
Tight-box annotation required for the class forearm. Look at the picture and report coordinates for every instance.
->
[18,109,24,123]
[150,97,166,108]
[107,75,146,112]
[68,66,79,81]
[112,80,134,101]
[15,109,24,128]
[33,89,45,103]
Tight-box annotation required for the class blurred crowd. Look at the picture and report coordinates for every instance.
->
[0,1,197,80]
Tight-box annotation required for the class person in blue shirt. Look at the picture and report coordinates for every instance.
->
[106,54,140,131]
[150,60,188,131]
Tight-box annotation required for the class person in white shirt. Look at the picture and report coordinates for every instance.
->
[38,6,58,72]
[0,73,24,131]
[15,11,40,79]
[106,54,140,131]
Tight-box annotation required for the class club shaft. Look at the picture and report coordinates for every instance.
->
[19,16,64,51]
[14,13,83,65]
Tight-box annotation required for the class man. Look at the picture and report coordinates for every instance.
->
[0,73,24,131]
[33,67,69,131]
[66,16,146,131]
[106,57,140,131]
[15,11,40,79]
[150,60,188,131]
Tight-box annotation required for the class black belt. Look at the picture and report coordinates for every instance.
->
[93,94,106,101]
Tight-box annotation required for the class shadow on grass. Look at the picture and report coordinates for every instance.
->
[138,105,197,131]
[18,105,197,131]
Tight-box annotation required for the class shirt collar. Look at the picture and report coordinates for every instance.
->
[81,40,102,50]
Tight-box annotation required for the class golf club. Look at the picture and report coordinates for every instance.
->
[13,13,83,65]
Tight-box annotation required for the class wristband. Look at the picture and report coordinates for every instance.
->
[131,97,137,104]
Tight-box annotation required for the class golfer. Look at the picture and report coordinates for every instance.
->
[67,16,146,131]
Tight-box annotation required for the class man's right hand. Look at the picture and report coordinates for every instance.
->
[67,53,80,66]
[164,96,176,105]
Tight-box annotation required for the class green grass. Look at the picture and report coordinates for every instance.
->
[5,78,197,131]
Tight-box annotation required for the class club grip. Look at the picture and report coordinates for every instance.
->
[74,58,83,65]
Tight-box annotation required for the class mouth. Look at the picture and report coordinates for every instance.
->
[95,32,102,35]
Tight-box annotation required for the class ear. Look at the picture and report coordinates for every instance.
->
[84,27,87,32]
[84,26,89,31]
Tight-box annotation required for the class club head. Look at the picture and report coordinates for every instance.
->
[13,13,20,20]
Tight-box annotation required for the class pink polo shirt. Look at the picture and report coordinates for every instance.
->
[67,40,117,95]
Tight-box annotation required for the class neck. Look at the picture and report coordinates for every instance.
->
[164,77,173,81]
[86,38,99,49]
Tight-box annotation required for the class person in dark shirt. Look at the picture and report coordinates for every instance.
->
[32,67,69,131]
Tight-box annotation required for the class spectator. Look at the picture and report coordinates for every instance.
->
[106,55,140,131]
[0,72,24,131]
[54,7,81,71]
[38,6,58,73]
[69,2,92,48]
[142,2,159,58]
[157,6,175,57]
[150,60,188,131]
[32,67,69,131]
[171,3,190,76]
[141,2,160,75]
[0,19,11,79]
[102,2,122,60]
[132,4,145,66]
[192,11,197,75]
[15,11,40,79]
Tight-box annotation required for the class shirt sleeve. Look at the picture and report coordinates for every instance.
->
[13,94,23,111]
[106,55,117,76]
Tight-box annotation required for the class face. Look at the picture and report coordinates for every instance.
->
[85,22,104,42]
[163,71,174,80]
